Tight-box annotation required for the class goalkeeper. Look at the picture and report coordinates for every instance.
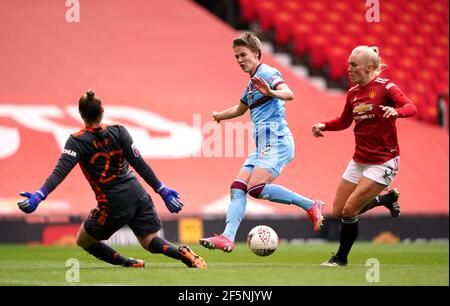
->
[18,89,206,269]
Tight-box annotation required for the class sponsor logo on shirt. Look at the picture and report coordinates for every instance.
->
[355,114,376,121]
[63,149,77,157]
[353,103,374,115]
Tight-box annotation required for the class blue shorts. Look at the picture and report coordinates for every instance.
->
[242,134,294,177]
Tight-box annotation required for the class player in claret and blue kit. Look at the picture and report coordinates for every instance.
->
[18,89,206,269]
[200,32,325,253]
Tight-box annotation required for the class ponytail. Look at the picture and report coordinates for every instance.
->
[79,89,104,124]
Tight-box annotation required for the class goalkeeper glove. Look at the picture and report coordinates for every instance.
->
[18,188,48,214]
[157,184,183,213]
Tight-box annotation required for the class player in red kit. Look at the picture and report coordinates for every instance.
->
[312,46,417,266]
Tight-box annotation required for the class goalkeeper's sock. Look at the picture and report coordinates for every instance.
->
[223,180,248,241]
[335,217,359,263]
[84,242,127,265]
[248,183,314,211]
[148,236,181,260]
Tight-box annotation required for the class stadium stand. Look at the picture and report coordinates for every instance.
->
[238,0,449,125]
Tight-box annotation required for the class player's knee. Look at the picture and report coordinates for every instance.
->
[342,206,358,219]
[75,235,84,248]
[139,232,160,251]
[333,208,343,220]
[76,228,93,249]
[230,180,248,199]
[247,183,266,199]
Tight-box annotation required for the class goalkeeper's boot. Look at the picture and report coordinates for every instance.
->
[199,234,234,252]
[320,255,348,267]
[178,245,207,268]
[307,200,325,232]
[122,257,145,268]
[383,188,401,218]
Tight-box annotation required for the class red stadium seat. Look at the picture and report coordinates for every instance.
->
[273,12,293,45]
[396,12,417,26]
[397,57,416,71]
[238,0,257,23]
[281,0,302,15]
[390,70,409,92]
[423,12,445,26]
[326,47,349,81]
[324,11,344,25]
[337,23,362,46]
[316,22,339,39]
[329,1,352,16]
[308,34,328,69]
[393,23,414,37]
[435,35,449,49]
[404,1,426,16]
[378,45,396,63]
[366,22,388,39]
[297,10,321,25]
[408,92,422,115]
[417,70,438,92]
[426,57,441,74]
[255,0,276,32]
[333,35,355,50]
[401,45,425,65]
[429,1,448,15]
[381,1,398,15]
[429,46,449,67]
[291,23,314,56]
[303,1,327,14]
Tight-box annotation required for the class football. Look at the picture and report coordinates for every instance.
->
[247,225,279,256]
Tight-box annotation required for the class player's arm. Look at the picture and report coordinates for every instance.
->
[120,126,183,213]
[17,137,80,214]
[312,97,353,137]
[120,127,161,190]
[251,77,294,101]
[212,102,248,123]
[380,82,418,118]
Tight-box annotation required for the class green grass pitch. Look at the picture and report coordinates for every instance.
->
[0,242,447,286]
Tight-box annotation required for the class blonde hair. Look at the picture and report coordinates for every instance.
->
[351,45,387,75]
[232,32,262,60]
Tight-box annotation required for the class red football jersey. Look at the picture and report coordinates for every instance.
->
[323,76,417,164]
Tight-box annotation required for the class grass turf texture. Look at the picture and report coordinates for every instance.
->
[0,242,447,286]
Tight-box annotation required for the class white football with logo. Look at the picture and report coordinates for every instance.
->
[247,225,278,256]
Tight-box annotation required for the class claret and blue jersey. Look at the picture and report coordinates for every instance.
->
[240,64,292,142]
[240,64,294,177]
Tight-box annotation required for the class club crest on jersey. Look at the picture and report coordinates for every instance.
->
[131,143,141,157]
[353,103,374,115]
[259,144,272,158]
[368,91,377,99]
